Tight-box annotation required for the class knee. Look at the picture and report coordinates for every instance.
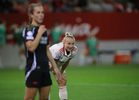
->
[39,94,49,100]
[41,99,48,100]
[39,97,48,100]
[63,78,67,84]
[59,79,67,86]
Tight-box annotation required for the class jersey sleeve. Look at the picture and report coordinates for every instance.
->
[26,31,34,41]
[49,45,61,60]
[22,27,35,42]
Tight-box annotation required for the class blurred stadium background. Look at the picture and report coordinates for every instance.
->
[0,0,139,100]
[0,0,139,67]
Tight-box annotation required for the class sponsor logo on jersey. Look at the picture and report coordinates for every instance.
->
[54,53,60,59]
[37,66,40,69]
[33,81,38,85]
[40,37,47,44]
[59,47,63,53]
[73,54,76,57]
[74,47,77,52]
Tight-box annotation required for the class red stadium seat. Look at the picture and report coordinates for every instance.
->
[17,5,24,13]
[42,4,50,13]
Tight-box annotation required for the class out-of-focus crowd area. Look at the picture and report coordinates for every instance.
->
[0,0,139,13]
[0,0,139,68]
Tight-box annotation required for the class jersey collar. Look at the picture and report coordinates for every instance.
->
[64,47,72,57]
[31,24,39,27]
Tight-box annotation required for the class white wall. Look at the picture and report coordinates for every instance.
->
[1,44,21,67]
[1,40,139,67]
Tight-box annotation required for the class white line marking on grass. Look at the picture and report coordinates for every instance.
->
[0,81,139,87]
[57,83,139,87]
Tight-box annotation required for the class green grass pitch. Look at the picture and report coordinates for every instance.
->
[0,64,139,100]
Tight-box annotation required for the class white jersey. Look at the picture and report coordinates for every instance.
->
[49,42,78,68]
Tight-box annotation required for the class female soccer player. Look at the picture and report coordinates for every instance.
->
[50,20,63,45]
[0,19,6,68]
[22,3,61,100]
[49,32,78,100]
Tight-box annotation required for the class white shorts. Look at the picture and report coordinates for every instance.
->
[49,62,66,74]
[58,66,66,74]
[51,66,66,74]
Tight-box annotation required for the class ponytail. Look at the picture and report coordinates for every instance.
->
[62,32,75,43]
[28,3,42,24]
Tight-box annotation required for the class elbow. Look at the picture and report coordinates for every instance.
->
[26,41,36,52]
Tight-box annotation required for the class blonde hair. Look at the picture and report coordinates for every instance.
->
[62,32,75,43]
[28,3,42,24]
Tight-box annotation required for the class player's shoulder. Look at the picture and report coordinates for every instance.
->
[57,42,64,53]
[22,27,27,37]
[50,42,63,48]
[26,25,39,35]
[70,46,77,58]
[27,25,38,31]
[50,42,63,53]
[71,45,78,58]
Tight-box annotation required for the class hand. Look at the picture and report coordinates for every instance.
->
[54,68,61,81]
[38,25,47,35]
[49,64,53,71]
[61,74,67,81]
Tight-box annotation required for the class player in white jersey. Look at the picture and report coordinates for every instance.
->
[49,32,78,100]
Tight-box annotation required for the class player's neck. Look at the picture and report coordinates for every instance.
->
[31,21,40,26]
[66,50,70,55]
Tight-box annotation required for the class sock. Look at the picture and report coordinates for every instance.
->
[59,86,68,100]
[48,93,50,100]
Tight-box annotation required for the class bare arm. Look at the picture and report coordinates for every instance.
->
[49,59,58,71]
[47,45,58,71]
[47,45,61,80]
[61,58,71,74]
[26,25,47,52]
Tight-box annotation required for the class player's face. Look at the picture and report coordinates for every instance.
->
[31,6,44,25]
[64,37,74,52]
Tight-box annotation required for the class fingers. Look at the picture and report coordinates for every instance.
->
[56,74,61,81]
[56,73,67,82]
[40,25,47,31]
[43,26,47,31]
[56,76,59,81]
[38,25,47,35]
[53,68,62,81]
[61,74,67,81]
[56,75,67,85]
[54,73,61,81]
[49,64,53,71]
[58,72,62,81]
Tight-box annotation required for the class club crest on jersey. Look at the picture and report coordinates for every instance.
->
[40,37,47,44]
[26,31,34,40]
[73,54,76,57]
[54,53,60,59]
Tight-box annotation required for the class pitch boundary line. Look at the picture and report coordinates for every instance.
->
[65,83,139,87]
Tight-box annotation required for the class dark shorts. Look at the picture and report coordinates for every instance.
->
[25,70,52,88]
